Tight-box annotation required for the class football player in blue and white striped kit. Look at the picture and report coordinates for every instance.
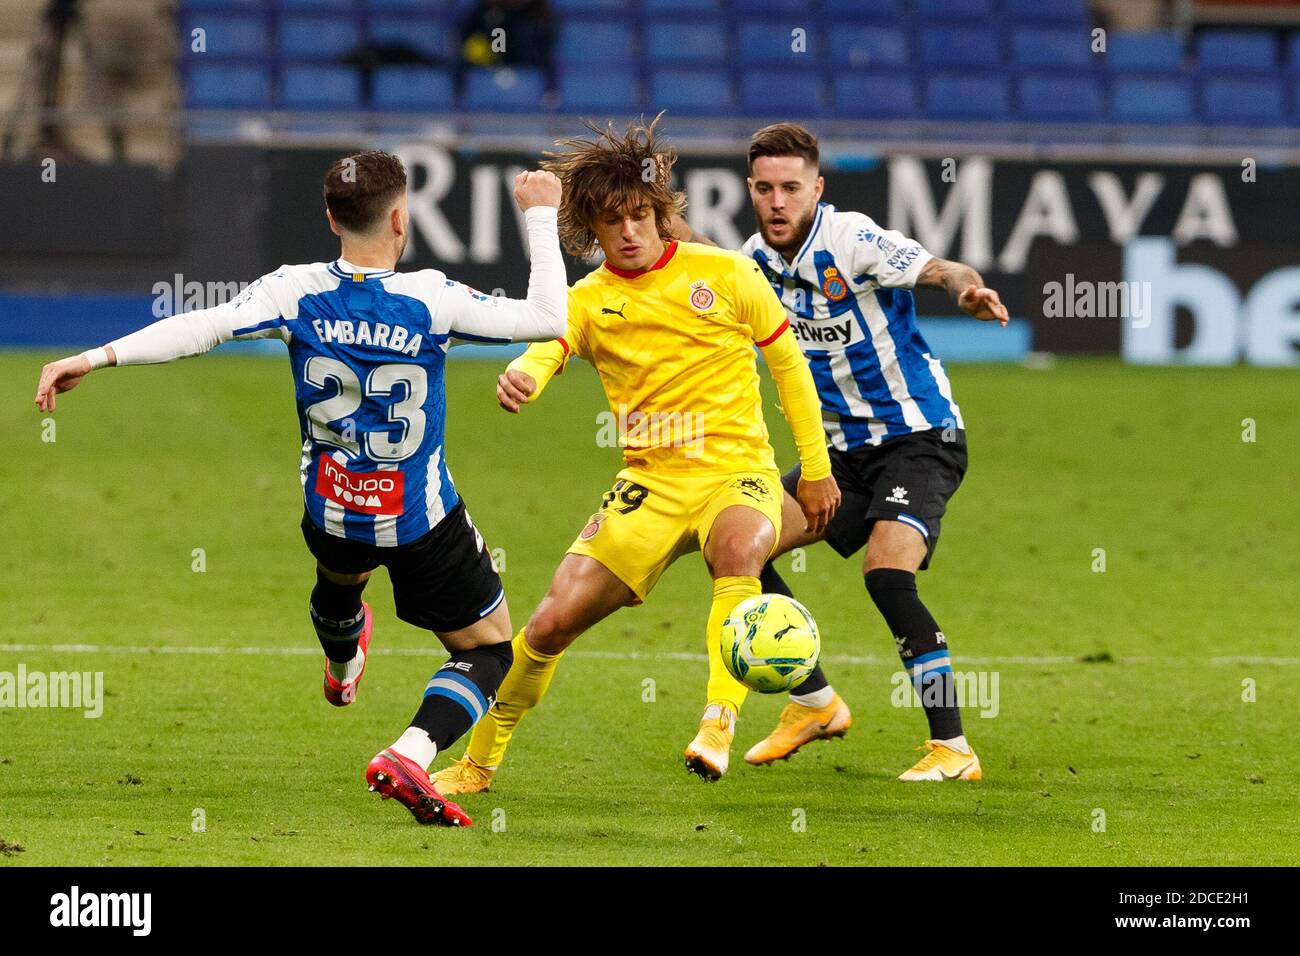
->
[34,152,569,825]
[680,124,1008,781]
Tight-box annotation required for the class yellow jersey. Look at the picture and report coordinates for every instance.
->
[510,240,830,480]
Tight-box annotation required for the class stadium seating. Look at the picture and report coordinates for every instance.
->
[650,69,734,115]
[558,67,641,113]
[645,21,727,65]
[1017,73,1104,122]
[372,66,454,111]
[169,1,1300,131]
[1196,29,1277,75]
[832,72,919,119]
[1112,75,1194,125]
[1200,76,1286,126]
[740,72,823,117]
[830,26,909,71]
[462,67,549,112]
[279,64,362,110]
[185,62,272,109]
[1105,32,1184,72]
[926,74,1011,120]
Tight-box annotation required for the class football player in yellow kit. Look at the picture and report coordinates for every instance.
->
[434,116,839,789]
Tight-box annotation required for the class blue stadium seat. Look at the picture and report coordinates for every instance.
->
[279,65,363,110]
[367,1,448,12]
[649,69,734,115]
[183,15,268,59]
[550,0,629,13]
[279,0,355,10]
[1200,76,1286,125]
[1011,26,1095,68]
[642,0,720,12]
[461,67,548,111]
[926,74,1011,120]
[556,20,636,65]
[279,17,359,59]
[824,0,904,14]
[1003,0,1089,23]
[368,18,456,61]
[1111,76,1193,124]
[739,0,806,13]
[739,72,822,116]
[1287,32,1300,73]
[1017,73,1104,121]
[184,63,271,108]
[829,25,908,70]
[1105,32,1183,72]
[646,21,727,65]
[831,72,918,119]
[557,67,641,113]
[372,67,454,111]
[920,26,999,67]
[736,21,819,65]
[1196,29,1278,74]
[914,0,995,21]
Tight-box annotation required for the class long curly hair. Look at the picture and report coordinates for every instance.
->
[542,113,686,259]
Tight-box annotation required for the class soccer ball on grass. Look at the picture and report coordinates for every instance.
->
[720,594,820,693]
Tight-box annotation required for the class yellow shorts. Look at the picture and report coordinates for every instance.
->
[567,466,783,602]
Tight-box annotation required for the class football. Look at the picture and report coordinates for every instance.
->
[721,594,821,693]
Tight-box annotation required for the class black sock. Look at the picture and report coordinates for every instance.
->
[310,570,367,664]
[762,562,831,698]
[409,642,514,752]
[865,568,963,740]
[760,561,793,597]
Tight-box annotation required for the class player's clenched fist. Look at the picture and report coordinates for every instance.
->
[496,368,537,413]
[513,170,562,212]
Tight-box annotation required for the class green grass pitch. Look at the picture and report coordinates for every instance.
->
[1,351,1296,866]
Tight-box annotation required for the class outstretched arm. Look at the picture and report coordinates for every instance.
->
[34,275,286,412]
[916,257,1009,326]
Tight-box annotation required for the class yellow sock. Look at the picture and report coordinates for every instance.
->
[706,575,760,714]
[464,629,563,770]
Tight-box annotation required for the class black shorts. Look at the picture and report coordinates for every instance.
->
[781,428,968,570]
[300,499,504,633]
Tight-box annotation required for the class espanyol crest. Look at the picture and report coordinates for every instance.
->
[821,266,848,302]
[689,279,715,311]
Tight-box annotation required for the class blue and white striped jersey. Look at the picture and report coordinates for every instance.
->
[106,209,566,545]
[741,202,963,451]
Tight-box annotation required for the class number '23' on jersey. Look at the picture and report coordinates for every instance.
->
[224,260,527,545]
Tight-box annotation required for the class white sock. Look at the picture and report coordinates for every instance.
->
[702,703,735,728]
[390,726,437,770]
[791,684,835,709]
[938,734,970,754]
[327,645,365,684]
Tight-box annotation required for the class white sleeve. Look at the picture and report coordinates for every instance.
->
[441,206,567,344]
[108,270,289,366]
[847,214,933,290]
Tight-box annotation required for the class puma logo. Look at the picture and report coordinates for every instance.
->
[601,302,628,318]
